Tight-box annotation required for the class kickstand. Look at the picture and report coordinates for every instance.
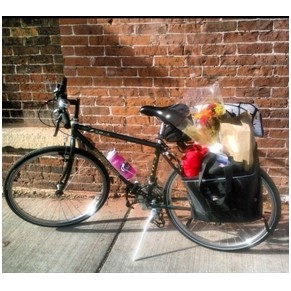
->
[132,209,157,261]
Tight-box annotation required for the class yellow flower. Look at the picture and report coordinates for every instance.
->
[214,103,224,117]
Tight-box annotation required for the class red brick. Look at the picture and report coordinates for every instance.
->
[203,67,237,77]
[266,148,288,159]
[119,35,152,46]
[256,98,287,108]
[272,88,289,98]
[134,46,167,56]
[61,36,88,46]
[254,76,289,87]
[274,43,289,53]
[111,106,139,115]
[154,78,185,88]
[204,21,237,32]
[155,56,185,66]
[220,55,257,66]
[93,77,123,87]
[274,19,289,30]
[224,32,259,43]
[135,23,167,34]
[59,25,72,35]
[237,66,273,77]
[187,33,222,44]
[93,57,121,66]
[75,46,104,56]
[139,67,169,77]
[170,67,201,77]
[237,43,273,54]
[255,55,287,66]
[238,20,273,31]
[81,106,110,116]
[72,25,103,35]
[187,56,219,66]
[77,67,106,77]
[109,88,138,97]
[268,129,289,139]
[236,87,271,98]
[123,78,152,87]
[158,34,186,45]
[105,46,135,56]
[103,24,134,35]
[64,57,90,67]
[201,44,236,55]
[168,23,201,33]
[220,77,253,87]
[59,18,87,25]
[75,79,96,88]
[270,109,289,118]
[122,56,153,67]
[260,31,289,42]
[126,97,154,106]
[106,67,137,77]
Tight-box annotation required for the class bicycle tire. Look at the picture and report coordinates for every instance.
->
[164,168,281,251]
[4,146,110,227]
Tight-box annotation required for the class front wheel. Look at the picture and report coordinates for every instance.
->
[4,146,110,227]
[164,169,281,251]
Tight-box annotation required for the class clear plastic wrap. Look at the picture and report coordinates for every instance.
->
[179,82,225,145]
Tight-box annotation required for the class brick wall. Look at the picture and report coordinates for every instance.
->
[2,17,289,196]
[2,17,64,125]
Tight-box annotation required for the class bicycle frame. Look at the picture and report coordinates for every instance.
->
[54,97,219,217]
[62,98,182,199]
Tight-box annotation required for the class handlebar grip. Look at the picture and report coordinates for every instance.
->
[59,77,67,95]
[62,111,71,129]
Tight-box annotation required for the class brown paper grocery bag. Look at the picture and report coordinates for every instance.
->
[219,112,255,170]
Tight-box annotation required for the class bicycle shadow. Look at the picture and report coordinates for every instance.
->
[56,211,289,256]
[56,215,177,234]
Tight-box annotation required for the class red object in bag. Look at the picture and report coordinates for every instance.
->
[182,144,208,177]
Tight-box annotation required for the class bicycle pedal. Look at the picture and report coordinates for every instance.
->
[151,217,165,228]
[125,200,134,209]
[150,210,165,228]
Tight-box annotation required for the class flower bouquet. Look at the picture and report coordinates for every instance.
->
[178,82,225,145]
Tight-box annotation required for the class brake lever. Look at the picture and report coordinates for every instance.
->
[53,115,62,137]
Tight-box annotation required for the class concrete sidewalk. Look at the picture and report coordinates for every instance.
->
[2,197,289,273]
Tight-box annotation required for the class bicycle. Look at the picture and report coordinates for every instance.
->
[3,77,281,251]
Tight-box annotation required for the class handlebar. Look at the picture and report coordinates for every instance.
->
[58,100,71,129]
[53,100,71,136]
[54,77,67,99]
[52,77,71,135]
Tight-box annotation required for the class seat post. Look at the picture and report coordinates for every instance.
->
[158,122,166,143]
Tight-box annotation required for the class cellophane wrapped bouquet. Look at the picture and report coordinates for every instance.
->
[178,82,225,146]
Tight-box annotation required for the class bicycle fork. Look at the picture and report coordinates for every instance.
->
[55,149,75,197]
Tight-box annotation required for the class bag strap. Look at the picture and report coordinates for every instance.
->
[198,153,216,186]
[223,165,233,194]
[199,154,234,205]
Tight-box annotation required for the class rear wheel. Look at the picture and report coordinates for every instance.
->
[164,169,281,251]
[4,146,110,227]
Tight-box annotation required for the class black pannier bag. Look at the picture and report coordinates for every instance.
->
[183,147,262,223]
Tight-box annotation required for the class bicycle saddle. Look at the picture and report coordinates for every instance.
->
[140,103,190,127]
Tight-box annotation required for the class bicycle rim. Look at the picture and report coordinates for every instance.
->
[4,146,109,227]
[164,170,281,251]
